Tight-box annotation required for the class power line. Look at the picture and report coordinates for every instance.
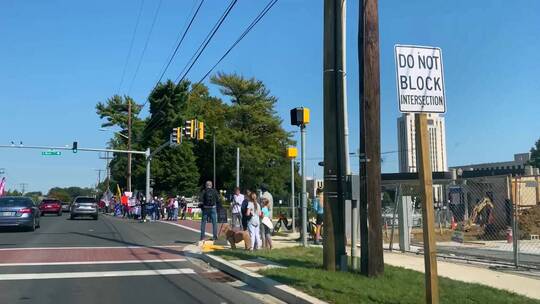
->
[155,0,205,88]
[143,0,238,136]
[140,0,205,111]
[196,0,278,85]
[127,0,164,95]
[117,0,146,95]
[175,0,238,84]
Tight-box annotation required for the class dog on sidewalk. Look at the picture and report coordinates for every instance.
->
[220,224,251,250]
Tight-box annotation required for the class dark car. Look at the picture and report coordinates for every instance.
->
[70,196,98,220]
[0,196,41,231]
[61,202,70,212]
[39,199,62,216]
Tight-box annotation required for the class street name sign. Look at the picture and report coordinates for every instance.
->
[394,45,446,113]
[42,151,61,156]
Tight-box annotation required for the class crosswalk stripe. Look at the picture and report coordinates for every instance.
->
[0,258,187,267]
[0,268,196,281]
[0,245,185,251]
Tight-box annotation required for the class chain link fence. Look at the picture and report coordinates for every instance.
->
[382,174,540,269]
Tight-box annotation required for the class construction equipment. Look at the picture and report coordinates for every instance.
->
[462,197,494,231]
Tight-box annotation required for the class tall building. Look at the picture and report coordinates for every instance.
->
[397,113,448,203]
[397,113,448,173]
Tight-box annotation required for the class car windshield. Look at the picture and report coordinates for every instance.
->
[75,198,96,204]
[0,197,33,207]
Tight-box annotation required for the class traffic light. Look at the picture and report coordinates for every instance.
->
[184,120,195,138]
[72,141,78,153]
[197,121,204,140]
[290,107,310,126]
[170,127,181,145]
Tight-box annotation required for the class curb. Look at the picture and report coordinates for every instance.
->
[199,253,328,304]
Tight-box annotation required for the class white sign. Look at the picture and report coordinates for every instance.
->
[394,45,446,113]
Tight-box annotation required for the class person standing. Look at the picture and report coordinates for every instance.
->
[312,188,324,245]
[261,198,273,250]
[179,196,187,220]
[199,181,220,241]
[231,187,244,229]
[240,190,252,231]
[247,192,262,251]
[260,184,274,219]
[172,196,179,221]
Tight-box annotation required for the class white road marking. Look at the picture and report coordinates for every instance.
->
[0,245,185,251]
[0,268,196,281]
[159,220,212,237]
[0,258,187,267]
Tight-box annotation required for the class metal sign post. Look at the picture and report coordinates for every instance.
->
[395,44,446,304]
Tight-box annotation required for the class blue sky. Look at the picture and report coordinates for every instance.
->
[0,0,539,193]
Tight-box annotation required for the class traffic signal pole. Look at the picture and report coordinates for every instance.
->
[301,125,307,247]
[0,143,149,200]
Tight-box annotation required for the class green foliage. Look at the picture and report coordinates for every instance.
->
[96,94,146,191]
[4,189,22,196]
[205,73,294,196]
[142,80,200,196]
[530,138,540,168]
[47,187,73,202]
[47,187,94,202]
[98,74,297,198]
[96,95,143,130]
[24,191,43,202]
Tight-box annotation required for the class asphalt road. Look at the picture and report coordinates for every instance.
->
[0,213,267,304]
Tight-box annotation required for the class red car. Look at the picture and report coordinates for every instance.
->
[39,199,62,216]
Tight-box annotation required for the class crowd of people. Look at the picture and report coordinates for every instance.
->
[109,194,188,222]
[196,181,275,251]
[103,180,323,251]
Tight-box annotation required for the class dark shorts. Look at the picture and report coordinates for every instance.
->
[316,214,324,225]
[263,225,272,236]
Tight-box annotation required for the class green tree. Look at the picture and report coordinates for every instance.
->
[530,138,540,168]
[206,73,295,196]
[142,80,200,196]
[47,187,73,202]
[4,189,22,196]
[96,95,146,191]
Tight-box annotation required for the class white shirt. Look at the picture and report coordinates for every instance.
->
[247,202,260,226]
[232,194,244,214]
[173,200,179,209]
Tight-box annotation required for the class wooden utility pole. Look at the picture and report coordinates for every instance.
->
[323,0,347,271]
[359,0,384,276]
[415,114,440,304]
[127,99,132,192]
